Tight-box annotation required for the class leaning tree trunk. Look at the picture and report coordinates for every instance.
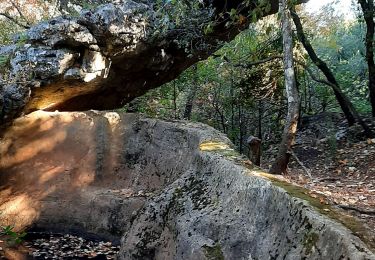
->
[269,0,300,175]
[291,8,374,138]
[359,0,375,117]
[0,0,290,129]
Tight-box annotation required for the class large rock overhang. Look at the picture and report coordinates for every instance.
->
[0,0,287,127]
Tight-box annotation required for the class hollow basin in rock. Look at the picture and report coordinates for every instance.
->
[0,111,374,259]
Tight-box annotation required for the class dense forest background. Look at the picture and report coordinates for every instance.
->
[122,1,374,161]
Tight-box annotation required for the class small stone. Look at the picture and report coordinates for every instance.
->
[359,195,366,200]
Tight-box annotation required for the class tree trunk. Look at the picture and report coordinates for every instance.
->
[291,7,374,138]
[183,65,198,120]
[239,104,244,153]
[308,76,313,113]
[230,69,236,143]
[291,8,356,124]
[269,0,300,175]
[359,0,375,117]
[258,100,263,139]
[247,136,262,166]
[173,80,178,119]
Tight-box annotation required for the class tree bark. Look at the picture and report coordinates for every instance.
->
[173,80,178,119]
[247,136,262,166]
[291,8,374,138]
[269,0,300,174]
[359,0,375,117]
[183,65,198,120]
[238,104,244,153]
[258,100,263,139]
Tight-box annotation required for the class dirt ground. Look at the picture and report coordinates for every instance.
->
[262,113,375,247]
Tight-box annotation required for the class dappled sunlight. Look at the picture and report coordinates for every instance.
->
[38,116,57,132]
[0,110,104,232]
[11,111,73,132]
[199,141,232,151]
[0,184,58,232]
[0,130,67,169]
[104,112,121,130]
[71,170,96,189]
[0,111,92,169]
[245,168,286,181]
[0,194,40,230]
[38,166,65,185]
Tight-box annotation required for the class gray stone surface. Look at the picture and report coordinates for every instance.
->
[0,111,373,259]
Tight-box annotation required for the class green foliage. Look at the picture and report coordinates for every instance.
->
[0,21,24,45]
[1,225,26,246]
[327,133,338,159]
[203,244,224,260]
[0,55,10,68]
[128,4,374,157]
[306,9,371,115]
[152,0,214,54]
[128,20,287,154]
[81,1,101,10]
[16,33,29,47]
[0,55,11,74]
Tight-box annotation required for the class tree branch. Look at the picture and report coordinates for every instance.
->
[10,0,32,27]
[234,55,283,68]
[295,61,337,88]
[0,12,30,29]
[290,150,313,180]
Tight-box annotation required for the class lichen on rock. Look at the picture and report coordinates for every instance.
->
[0,111,374,259]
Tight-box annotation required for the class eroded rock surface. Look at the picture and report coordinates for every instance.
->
[0,0,282,126]
[0,111,374,259]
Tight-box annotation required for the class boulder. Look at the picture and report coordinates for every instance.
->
[0,111,373,259]
[0,0,283,126]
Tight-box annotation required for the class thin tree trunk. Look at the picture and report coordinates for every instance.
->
[308,75,312,113]
[213,86,227,134]
[258,100,263,139]
[230,70,235,142]
[183,65,198,120]
[296,66,303,127]
[239,104,243,153]
[359,0,375,117]
[291,8,355,124]
[218,108,227,134]
[291,7,374,138]
[303,71,308,114]
[173,80,178,119]
[269,0,300,174]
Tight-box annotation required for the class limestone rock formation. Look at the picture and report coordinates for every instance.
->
[0,111,374,259]
[0,0,282,127]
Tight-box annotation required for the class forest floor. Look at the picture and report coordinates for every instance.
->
[263,112,375,239]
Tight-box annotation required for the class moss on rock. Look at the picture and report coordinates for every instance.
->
[203,243,224,260]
